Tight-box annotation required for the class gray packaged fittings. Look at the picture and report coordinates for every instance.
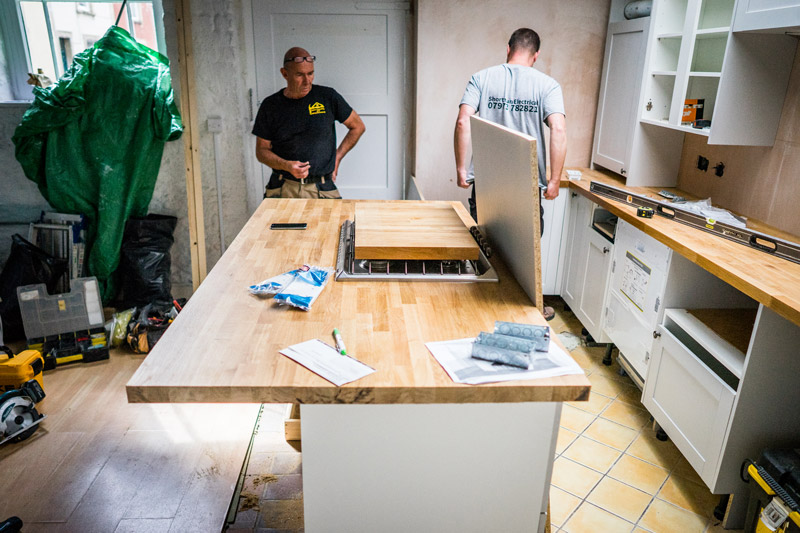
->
[494,321,550,352]
[471,342,532,369]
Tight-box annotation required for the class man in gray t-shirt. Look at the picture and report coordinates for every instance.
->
[454,28,567,216]
[454,28,567,320]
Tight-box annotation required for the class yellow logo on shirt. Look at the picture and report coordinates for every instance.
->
[309,102,326,115]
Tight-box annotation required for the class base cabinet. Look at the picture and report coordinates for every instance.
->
[561,193,614,343]
[541,192,569,295]
[643,310,738,487]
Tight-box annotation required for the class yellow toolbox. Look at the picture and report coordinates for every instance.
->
[0,346,44,394]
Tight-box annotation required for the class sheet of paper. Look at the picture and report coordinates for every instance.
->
[425,337,584,385]
[280,339,375,386]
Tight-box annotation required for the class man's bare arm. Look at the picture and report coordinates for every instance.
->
[255,137,309,180]
[454,104,477,189]
[545,113,566,200]
[333,110,366,181]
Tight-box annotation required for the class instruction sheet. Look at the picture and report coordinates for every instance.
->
[425,337,584,385]
[280,339,375,386]
[620,251,651,312]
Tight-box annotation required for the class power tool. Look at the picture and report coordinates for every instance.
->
[0,379,46,445]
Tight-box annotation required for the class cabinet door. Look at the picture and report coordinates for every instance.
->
[561,194,591,309]
[577,227,613,342]
[541,192,569,295]
[642,326,735,486]
[732,0,800,32]
[591,18,650,176]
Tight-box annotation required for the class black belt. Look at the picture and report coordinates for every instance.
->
[275,172,332,185]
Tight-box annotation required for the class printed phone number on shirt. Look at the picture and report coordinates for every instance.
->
[486,98,539,112]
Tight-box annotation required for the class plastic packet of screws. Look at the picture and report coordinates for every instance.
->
[493,321,550,351]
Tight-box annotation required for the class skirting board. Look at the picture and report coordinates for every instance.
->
[470,115,543,309]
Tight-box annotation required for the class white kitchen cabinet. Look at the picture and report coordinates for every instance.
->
[604,219,673,385]
[593,0,798,186]
[592,18,650,178]
[540,191,570,295]
[643,309,740,487]
[561,193,591,309]
[561,193,614,343]
[732,0,800,32]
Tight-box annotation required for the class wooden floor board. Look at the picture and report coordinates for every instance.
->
[0,350,258,532]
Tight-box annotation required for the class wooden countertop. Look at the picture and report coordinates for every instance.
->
[126,199,590,405]
[568,168,800,328]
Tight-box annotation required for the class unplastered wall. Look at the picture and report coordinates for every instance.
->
[159,0,252,295]
[676,41,800,238]
[414,0,611,203]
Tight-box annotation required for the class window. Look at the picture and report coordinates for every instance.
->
[0,0,165,101]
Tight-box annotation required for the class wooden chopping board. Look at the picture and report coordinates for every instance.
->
[354,202,480,260]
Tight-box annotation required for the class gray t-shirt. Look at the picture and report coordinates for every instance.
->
[461,63,565,188]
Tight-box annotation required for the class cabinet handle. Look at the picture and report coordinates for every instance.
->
[620,168,627,175]
[603,247,610,254]
[653,331,661,339]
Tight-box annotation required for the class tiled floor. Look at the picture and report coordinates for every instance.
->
[224,297,743,533]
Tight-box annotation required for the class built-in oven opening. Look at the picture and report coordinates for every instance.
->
[591,206,618,243]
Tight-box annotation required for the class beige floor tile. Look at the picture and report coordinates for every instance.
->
[658,474,718,518]
[627,432,683,469]
[639,499,708,533]
[562,502,635,533]
[584,417,639,451]
[601,400,650,430]
[556,427,579,455]
[568,390,613,415]
[567,348,598,372]
[560,404,597,434]
[586,477,652,523]
[551,457,603,499]
[563,436,622,474]
[587,374,622,398]
[672,454,704,486]
[608,453,670,494]
[549,486,581,527]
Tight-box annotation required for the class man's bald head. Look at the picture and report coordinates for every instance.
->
[283,47,312,64]
[280,46,315,98]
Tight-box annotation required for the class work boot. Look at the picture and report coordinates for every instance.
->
[543,305,555,321]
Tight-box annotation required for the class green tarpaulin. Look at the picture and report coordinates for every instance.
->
[13,26,182,301]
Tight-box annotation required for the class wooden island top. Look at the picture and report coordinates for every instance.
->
[126,199,590,405]
[569,168,800,328]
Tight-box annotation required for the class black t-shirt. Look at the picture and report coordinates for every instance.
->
[251,85,353,176]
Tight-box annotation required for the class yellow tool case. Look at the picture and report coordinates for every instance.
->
[0,346,44,394]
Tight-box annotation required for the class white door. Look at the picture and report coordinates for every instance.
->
[250,0,408,200]
[591,18,649,176]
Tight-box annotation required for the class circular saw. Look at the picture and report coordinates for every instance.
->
[0,380,46,446]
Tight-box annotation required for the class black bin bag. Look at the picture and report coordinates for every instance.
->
[118,214,177,308]
[0,234,68,341]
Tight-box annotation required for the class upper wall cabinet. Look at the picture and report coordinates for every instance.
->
[732,0,800,32]
[592,0,798,186]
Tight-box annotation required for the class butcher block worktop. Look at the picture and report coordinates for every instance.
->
[354,202,480,260]
[126,199,590,405]
[570,168,800,328]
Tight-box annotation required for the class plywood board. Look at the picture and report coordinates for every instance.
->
[354,202,480,260]
[470,116,543,309]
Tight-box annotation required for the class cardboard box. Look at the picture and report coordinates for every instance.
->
[682,99,705,125]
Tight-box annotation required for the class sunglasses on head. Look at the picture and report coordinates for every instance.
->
[284,56,316,63]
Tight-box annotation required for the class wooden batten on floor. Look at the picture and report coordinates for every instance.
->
[175,0,207,290]
[285,402,301,442]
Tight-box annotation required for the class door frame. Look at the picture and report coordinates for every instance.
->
[241,0,413,213]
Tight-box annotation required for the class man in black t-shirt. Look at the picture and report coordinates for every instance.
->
[252,46,365,199]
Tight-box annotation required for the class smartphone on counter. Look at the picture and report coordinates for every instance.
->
[270,223,307,230]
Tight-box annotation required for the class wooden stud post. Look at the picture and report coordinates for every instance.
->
[174,0,207,290]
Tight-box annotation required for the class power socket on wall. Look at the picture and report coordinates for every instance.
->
[697,155,709,172]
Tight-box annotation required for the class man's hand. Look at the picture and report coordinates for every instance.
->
[332,157,341,182]
[286,160,310,180]
[454,104,477,190]
[544,180,560,200]
[457,172,471,189]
